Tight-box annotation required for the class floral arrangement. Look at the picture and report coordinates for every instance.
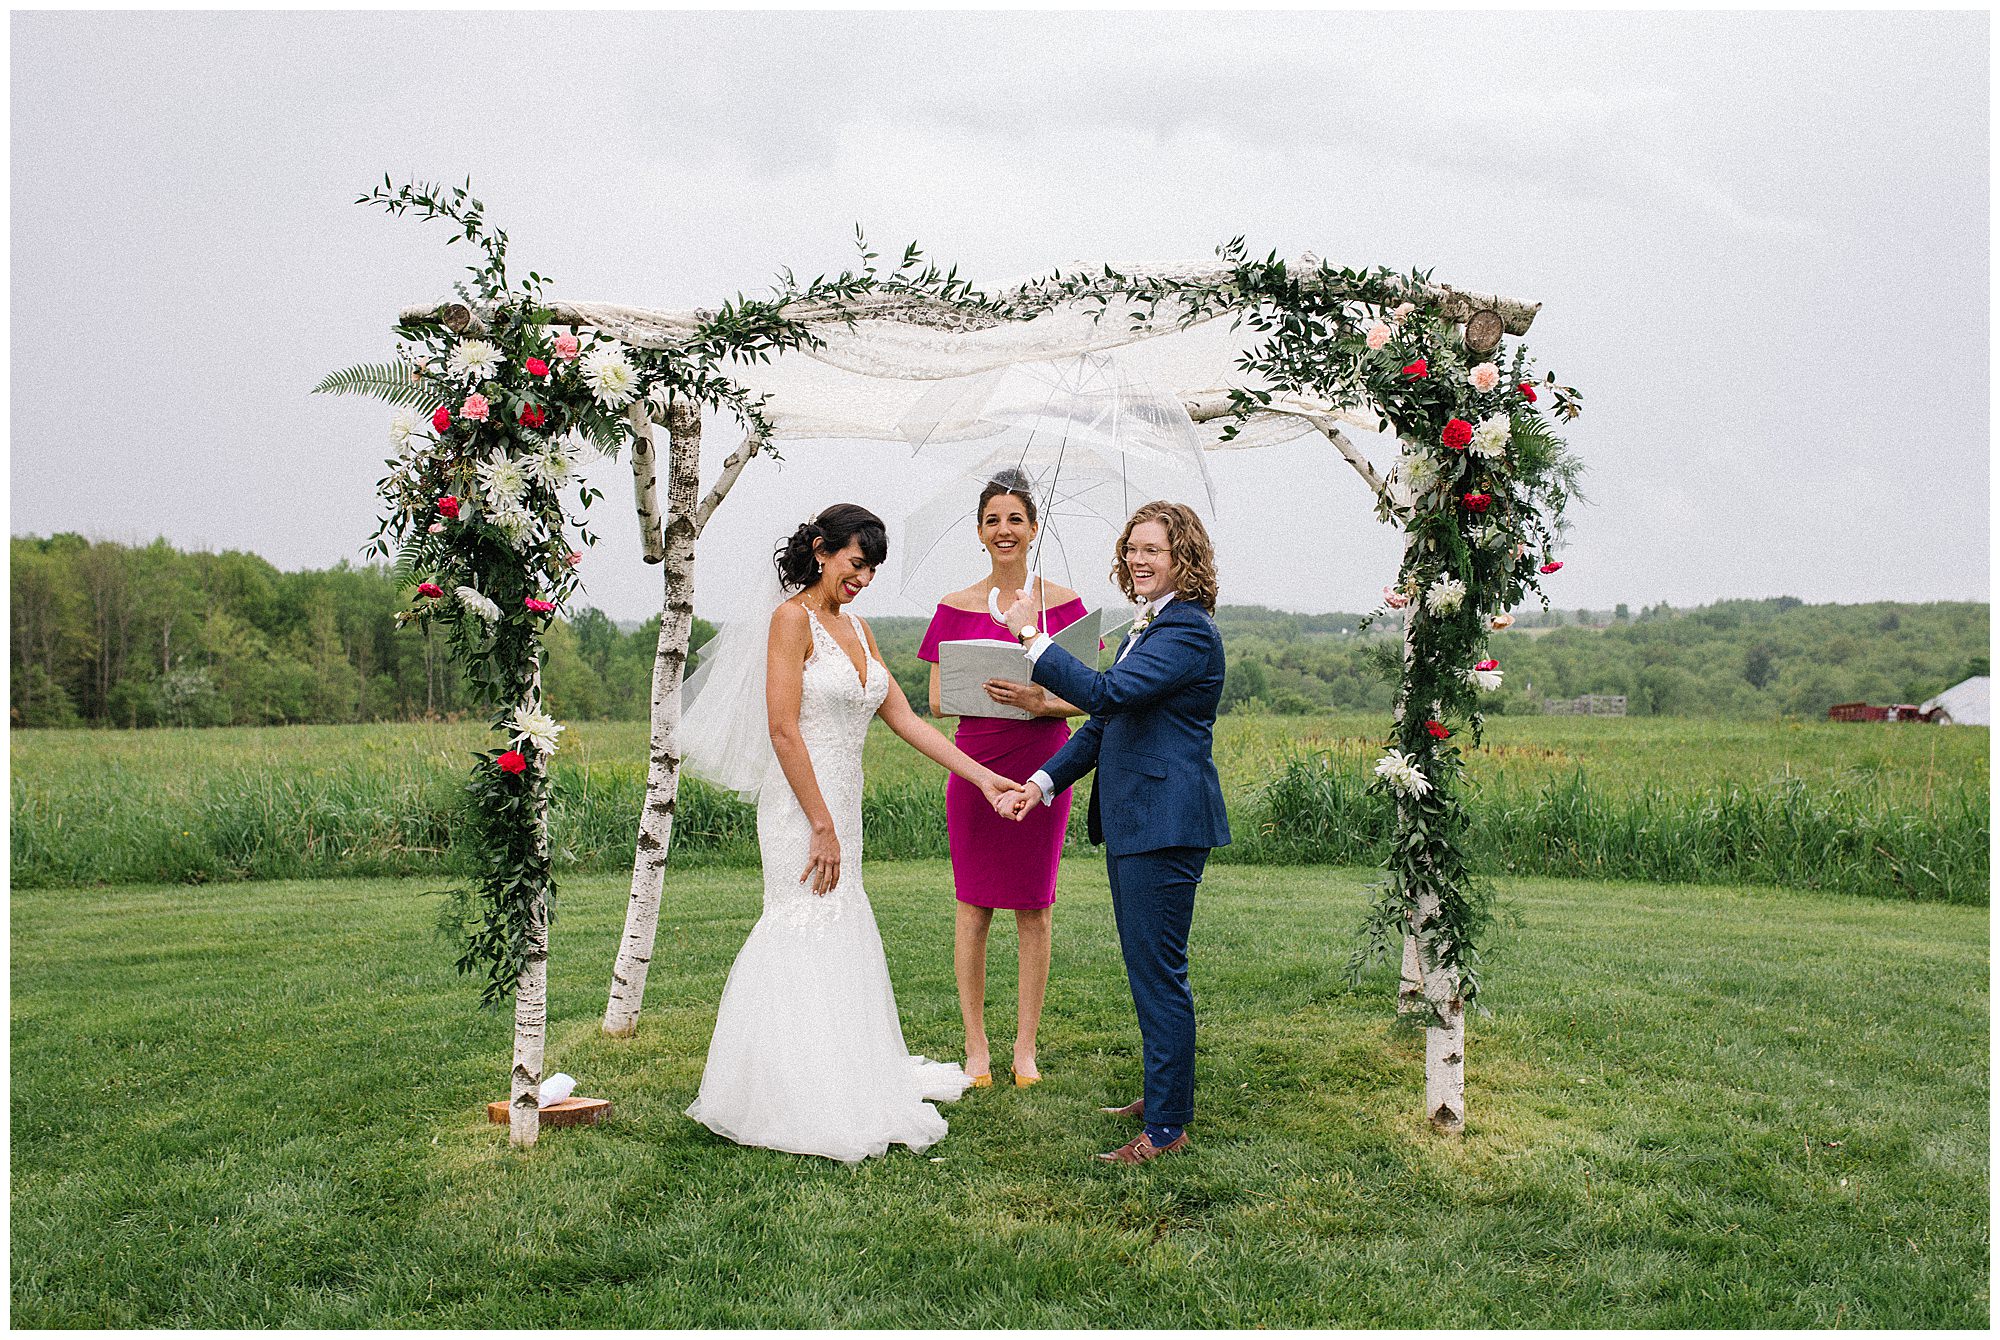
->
[318,180,1001,1003]
[1001,247,1584,1022]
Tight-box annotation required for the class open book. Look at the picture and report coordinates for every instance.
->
[938,613,1106,719]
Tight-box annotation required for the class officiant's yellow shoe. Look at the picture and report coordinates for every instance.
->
[967,1072,993,1088]
[1013,1069,1040,1088]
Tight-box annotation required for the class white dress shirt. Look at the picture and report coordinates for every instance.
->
[1024,592,1175,804]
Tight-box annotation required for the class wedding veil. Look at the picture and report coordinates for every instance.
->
[680,561,792,802]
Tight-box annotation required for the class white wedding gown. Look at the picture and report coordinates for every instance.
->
[686,608,970,1162]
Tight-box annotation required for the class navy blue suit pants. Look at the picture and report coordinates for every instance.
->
[1105,844,1207,1127]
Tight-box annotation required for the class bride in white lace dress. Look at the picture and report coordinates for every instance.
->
[681,506,1021,1162]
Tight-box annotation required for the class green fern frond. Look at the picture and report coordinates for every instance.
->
[312,361,446,412]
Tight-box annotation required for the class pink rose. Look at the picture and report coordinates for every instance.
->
[553,334,580,362]
[1468,362,1500,393]
[523,597,555,614]
[1489,613,1516,630]
[563,551,583,568]
[427,522,445,535]
[1382,586,1410,610]
[1364,323,1392,350]
[461,393,490,422]
[1390,302,1415,320]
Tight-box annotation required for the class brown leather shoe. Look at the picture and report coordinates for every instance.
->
[1095,1131,1190,1164]
[1098,1097,1145,1119]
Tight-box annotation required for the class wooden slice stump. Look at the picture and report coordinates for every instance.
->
[486,1096,611,1127]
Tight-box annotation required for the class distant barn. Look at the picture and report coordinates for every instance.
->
[1920,676,1990,726]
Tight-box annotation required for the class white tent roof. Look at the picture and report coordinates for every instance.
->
[1920,676,1990,725]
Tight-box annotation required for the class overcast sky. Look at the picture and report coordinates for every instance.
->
[10,8,1989,624]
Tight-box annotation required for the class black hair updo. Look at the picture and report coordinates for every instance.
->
[774,504,889,590]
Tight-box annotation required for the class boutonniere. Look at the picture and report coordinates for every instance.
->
[1131,606,1159,639]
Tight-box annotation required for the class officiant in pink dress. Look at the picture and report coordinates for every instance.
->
[917,472,1089,1089]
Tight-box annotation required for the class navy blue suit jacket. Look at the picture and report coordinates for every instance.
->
[1029,599,1231,857]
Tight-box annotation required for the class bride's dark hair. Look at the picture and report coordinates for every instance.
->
[774,504,889,590]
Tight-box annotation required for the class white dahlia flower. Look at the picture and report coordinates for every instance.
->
[1425,576,1467,615]
[524,439,581,489]
[455,586,501,624]
[1468,666,1504,692]
[389,408,418,448]
[1373,749,1432,799]
[445,339,503,382]
[580,345,638,408]
[476,451,530,509]
[1396,449,1442,498]
[509,705,565,755]
[1470,413,1511,459]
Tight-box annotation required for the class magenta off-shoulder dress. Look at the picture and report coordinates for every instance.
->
[918,598,1088,910]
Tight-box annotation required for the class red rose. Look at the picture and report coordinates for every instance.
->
[526,357,550,378]
[438,495,460,519]
[497,750,528,775]
[1474,659,1499,672]
[1540,561,1564,574]
[431,405,452,433]
[1425,719,1450,740]
[416,582,445,599]
[1442,418,1473,449]
[519,404,547,428]
[1401,358,1429,379]
[1519,383,1538,403]
[523,597,555,613]
[1462,492,1492,512]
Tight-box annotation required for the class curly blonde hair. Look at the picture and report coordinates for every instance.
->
[1111,501,1218,610]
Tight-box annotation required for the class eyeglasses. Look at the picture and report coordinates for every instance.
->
[1122,544,1170,562]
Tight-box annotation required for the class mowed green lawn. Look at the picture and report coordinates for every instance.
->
[11,862,1988,1327]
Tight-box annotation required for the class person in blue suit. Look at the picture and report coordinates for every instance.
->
[998,500,1229,1164]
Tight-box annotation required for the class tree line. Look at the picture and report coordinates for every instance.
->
[10,534,1988,728]
[10,534,708,728]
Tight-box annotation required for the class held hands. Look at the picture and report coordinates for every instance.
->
[990,780,1043,821]
[978,771,1021,819]
[983,678,1048,714]
[800,824,841,896]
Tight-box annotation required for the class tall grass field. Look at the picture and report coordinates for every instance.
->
[9,863,1987,1326]
[12,714,1988,902]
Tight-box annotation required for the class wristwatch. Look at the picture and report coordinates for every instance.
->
[1015,624,1039,645]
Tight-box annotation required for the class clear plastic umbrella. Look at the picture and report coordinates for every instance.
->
[896,352,1217,639]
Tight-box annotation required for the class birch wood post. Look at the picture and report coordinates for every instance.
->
[509,659,552,1148]
[1387,514,1466,1130]
[628,402,667,565]
[602,399,702,1037]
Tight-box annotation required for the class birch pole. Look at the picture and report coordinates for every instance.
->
[1388,508,1466,1132]
[510,658,553,1147]
[602,399,703,1036]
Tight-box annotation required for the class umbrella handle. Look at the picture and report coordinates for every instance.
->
[986,583,1044,630]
